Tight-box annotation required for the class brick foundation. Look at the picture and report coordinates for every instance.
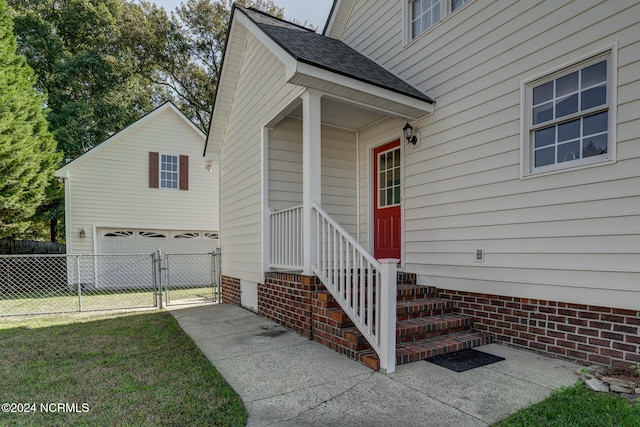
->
[221,275,241,306]
[439,289,640,368]
[259,273,320,338]
[226,270,638,370]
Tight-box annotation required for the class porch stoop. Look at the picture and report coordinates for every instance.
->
[313,273,492,371]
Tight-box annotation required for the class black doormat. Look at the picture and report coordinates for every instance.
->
[425,349,505,372]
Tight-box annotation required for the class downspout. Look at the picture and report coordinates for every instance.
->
[62,177,71,254]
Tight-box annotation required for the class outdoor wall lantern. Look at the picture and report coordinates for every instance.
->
[403,122,417,145]
[79,227,86,238]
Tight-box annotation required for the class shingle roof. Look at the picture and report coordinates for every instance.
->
[238,7,433,104]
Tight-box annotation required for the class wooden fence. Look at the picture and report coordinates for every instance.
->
[0,239,66,255]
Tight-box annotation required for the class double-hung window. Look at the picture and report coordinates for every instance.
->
[409,0,472,41]
[523,51,614,176]
[149,152,189,190]
[160,154,179,189]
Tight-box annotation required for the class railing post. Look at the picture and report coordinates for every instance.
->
[156,249,163,309]
[379,259,398,374]
[75,255,82,312]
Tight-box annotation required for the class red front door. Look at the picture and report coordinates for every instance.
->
[373,140,401,260]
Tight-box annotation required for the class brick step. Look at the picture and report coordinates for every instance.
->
[357,331,493,371]
[340,327,373,351]
[395,331,493,365]
[314,328,366,355]
[396,272,417,285]
[397,314,473,343]
[317,284,434,304]
[318,288,442,328]
[340,313,474,348]
[397,284,437,301]
[396,298,455,320]
[326,308,354,328]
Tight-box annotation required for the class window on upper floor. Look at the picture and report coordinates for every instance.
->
[160,154,179,189]
[521,50,615,177]
[149,152,189,190]
[409,0,472,40]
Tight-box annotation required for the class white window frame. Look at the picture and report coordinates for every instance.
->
[520,46,617,178]
[403,0,472,45]
[377,146,402,209]
[160,153,179,189]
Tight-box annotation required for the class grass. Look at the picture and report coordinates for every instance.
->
[0,287,218,316]
[495,382,640,427]
[0,310,247,426]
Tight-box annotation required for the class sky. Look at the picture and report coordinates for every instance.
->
[148,0,334,31]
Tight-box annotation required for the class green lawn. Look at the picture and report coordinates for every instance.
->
[0,311,247,426]
[495,382,640,427]
[0,286,218,316]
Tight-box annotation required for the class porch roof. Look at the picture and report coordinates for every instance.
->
[237,7,434,118]
[205,6,435,157]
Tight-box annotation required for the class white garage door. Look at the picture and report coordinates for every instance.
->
[97,228,219,254]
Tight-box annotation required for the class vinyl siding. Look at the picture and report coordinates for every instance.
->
[268,117,358,236]
[357,118,405,252]
[219,33,301,283]
[64,107,217,255]
[342,0,640,310]
[269,118,303,211]
[321,125,358,236]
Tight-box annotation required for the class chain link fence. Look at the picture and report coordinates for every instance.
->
[0,250,220,317]
[163,252,221,307]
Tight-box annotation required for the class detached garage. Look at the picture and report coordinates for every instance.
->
[55,102,219,256]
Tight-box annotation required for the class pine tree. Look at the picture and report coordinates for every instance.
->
[0,0,60,238]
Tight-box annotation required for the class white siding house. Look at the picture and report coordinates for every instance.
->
[56,102,219,255]
[207,2,640,371]
[329,0,640,312]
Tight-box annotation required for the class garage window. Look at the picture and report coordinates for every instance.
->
[161,155,179,189]
[149,152,189,190]
[174,232,200,239]
[139,231,167,238]
[104,230,133,238]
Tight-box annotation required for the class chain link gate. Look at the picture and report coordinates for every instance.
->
[0,250,220,316]
[155,249,221,308]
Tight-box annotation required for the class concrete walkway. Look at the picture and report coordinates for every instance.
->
[169,303,581,427]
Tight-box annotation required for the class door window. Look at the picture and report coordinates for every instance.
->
[378,147,401,208]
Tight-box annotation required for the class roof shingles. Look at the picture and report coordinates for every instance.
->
[239,7,433,104]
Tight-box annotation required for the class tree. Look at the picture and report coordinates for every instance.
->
[8,0,172,240]
[6,0,285,240]
[135,0,284,131]
[0,0,60,238]
[9,0,167,160]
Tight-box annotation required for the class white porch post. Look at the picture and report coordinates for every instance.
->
[302,90,322,275]
[379,258,398,374]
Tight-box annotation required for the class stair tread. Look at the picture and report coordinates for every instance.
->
[342,314,471,336]
[356,331,492,365]
[396,284,433,291]
[396,297,452,307]
[397,313,471,330]
[396,330,488,351]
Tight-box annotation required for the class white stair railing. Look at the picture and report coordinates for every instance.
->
[270,205,303,270]
[312,202,397,373]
